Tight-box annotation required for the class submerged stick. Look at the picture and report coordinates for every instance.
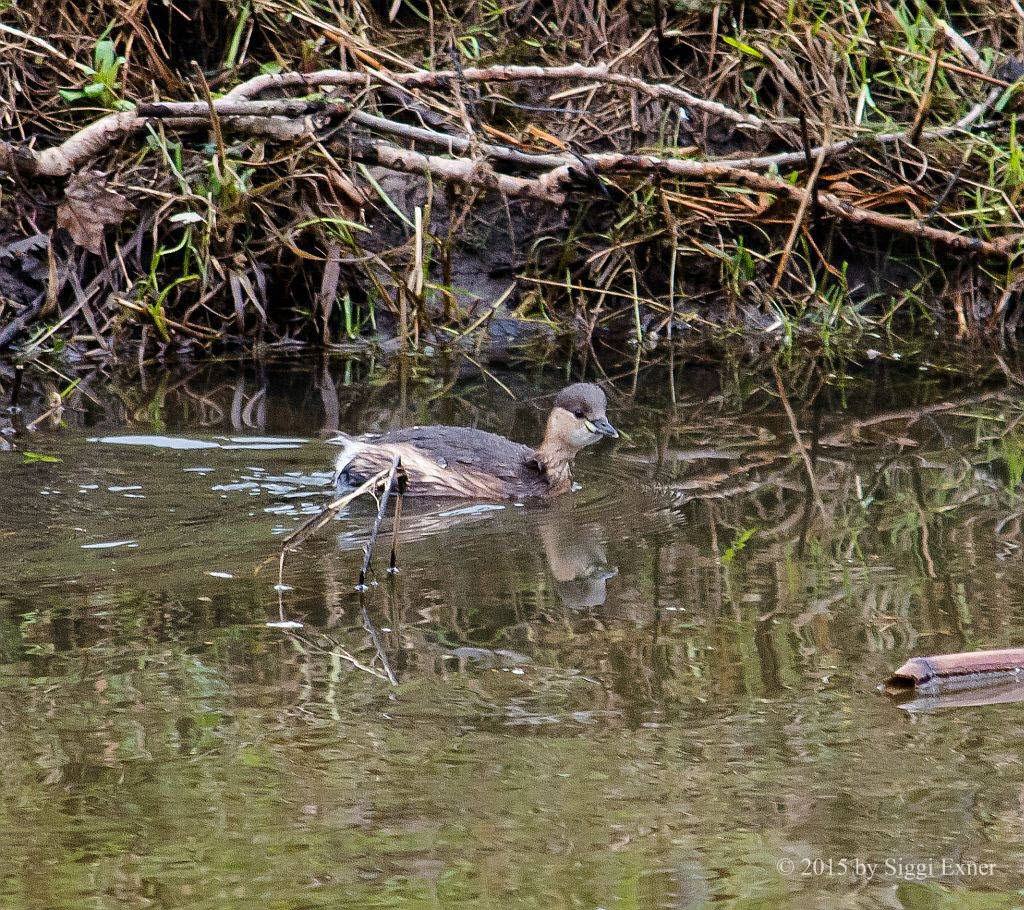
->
[885,647,1024,693]
[389,471,406,573]
[278,464,393,557]
[358,456,401,589]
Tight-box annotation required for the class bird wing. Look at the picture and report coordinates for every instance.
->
[376,425,536,481]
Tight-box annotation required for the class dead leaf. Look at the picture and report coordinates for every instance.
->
[56,171,134,254]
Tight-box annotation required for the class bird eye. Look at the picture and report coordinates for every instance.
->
[573,410,585,419]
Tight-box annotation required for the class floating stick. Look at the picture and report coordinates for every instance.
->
[257,462,395,581]
[885,647,1024,694]
[282,465,393,554]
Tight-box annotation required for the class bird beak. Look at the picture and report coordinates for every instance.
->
[587,416,619,439]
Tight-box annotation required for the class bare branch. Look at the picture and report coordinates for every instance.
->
[536,154,1020,257]
[226,62,764,130]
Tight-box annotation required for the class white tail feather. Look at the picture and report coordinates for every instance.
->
[329,434,365,485]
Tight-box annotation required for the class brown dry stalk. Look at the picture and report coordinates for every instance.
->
[771,140,828,289]
[536,155,1020,258]
[908,31,947,146]
[879,42,1007,88]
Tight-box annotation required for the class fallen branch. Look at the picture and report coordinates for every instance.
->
[536,154,1021,257]
[277,463,394,560]
[886,647,1024,694]
[347,137,565,202]
[225,62,765,130]
[0,62,760,177]
[0,112,314,177]
[0,54,1005,184]
[0,56,1017,259]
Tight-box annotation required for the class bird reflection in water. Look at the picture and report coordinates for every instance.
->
[535,505,617,609]
[334,489,619,610]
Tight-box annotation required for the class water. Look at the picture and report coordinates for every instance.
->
[2,357,1024,909]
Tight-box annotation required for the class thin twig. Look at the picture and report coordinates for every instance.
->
[772,138,829,289]
[358,456,401,588]
[772,363,827,521]
[908,30,947,146]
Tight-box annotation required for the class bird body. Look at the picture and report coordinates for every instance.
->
[332,383,617,500]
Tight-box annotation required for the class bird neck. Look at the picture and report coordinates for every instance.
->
[532,446,574,494]
[533,410,579,493]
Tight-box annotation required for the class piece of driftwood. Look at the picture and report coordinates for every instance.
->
[894,681,1024,713]
[885,647,1024,694]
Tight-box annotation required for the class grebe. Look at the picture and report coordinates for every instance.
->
[331,382,617,499]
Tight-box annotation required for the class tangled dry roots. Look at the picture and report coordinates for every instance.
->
[2,0,1024,356]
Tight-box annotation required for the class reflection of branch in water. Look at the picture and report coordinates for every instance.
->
[819,389,1009,446]
[318,360,340,435]
[286,627,393,684]
[360,590,398,686]
[909,465,938,579]
[667,388,1013,500]
[631,387,1024,644]
[772,363,826,521]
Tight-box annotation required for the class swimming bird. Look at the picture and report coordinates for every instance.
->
[331,382,617,499]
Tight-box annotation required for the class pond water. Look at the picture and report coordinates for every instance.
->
[2,355,1024,909]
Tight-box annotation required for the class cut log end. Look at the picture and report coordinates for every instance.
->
[884,648,1024,695]
[885,656,936,691]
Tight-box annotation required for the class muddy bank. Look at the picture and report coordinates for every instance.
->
[2,2,1024,358]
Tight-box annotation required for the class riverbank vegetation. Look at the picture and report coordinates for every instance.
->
[3,0,1024,359]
